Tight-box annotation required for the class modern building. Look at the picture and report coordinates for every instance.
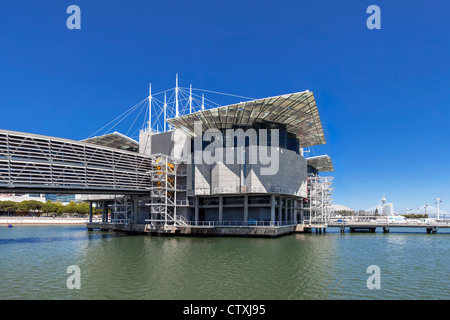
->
[45,194,82,204]
[0,193,46,203]
[85,89,335,236]
[0,85,334,237]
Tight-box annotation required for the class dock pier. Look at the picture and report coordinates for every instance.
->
[328,220,450,234]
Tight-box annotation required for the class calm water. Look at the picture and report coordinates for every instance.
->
[0,225,448,300]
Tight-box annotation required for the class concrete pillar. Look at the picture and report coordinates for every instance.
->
[89,202,93,223]
[244,195,248,225]
[300,200,303,224]
[101,201,106,222]
[278,196,283,226]
[291,199,295,224]
[133,197,138,224]
[194,197,199,225]
[219,196,223,223]
[284,197,288,224]
[287,199,291,223]
[270,194,276,226]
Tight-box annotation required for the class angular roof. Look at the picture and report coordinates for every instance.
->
[166,90,326,148]
[82,132,139,152]
[306,155,334,172]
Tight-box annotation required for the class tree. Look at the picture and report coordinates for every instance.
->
[17,200,43,213]
[42,200,57,214]
[53,202,66,215]
[0,200,18,214]
[65,201,79,214]
[77,202,90,215]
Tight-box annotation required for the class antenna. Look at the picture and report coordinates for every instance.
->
[202,93,205,111]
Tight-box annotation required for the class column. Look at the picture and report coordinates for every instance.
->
[244,195,248,225]
[133,197,138,224]
[287,199,292,224]
[270,194,276,226]
[89,201,93,223]
[278,196,283,225]
[290,199,294,223]
[219,196,223,223]
[299,200,304,224]
[284,197,288,224]
[194,197,199,225]
[101,201,106,222]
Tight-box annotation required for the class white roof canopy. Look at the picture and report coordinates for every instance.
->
[82,132,139,152]
[306,155,334,172]
[166,91,326,148]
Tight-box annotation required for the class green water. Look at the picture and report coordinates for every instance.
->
[0,225,448,300]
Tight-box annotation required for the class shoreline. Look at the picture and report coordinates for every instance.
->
[0,217,90,225]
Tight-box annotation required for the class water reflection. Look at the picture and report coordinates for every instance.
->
[0,226,449,300]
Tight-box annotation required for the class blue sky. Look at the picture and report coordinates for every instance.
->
[1,0,449,212]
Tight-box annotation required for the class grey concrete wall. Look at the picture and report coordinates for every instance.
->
[202,206,272,222]
[139,129,190,160]
[150,131,174,156]
[211,161,241,194]
[194,163,211,195]
[247,148,307,197]
[192,147,308,197]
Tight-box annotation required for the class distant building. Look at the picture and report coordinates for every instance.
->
[0,193,46,203]
[45,194,82,204]
[365,195,394,215]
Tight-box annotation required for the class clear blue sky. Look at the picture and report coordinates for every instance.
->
[1,0,449,212]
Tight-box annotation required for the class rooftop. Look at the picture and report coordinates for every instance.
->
[306,155,334,172]
[81,132,139,152]
[166,90,326,148]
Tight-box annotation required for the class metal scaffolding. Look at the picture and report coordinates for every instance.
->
[110,196,135,224]
[307,175,333,223]
[146,154,188,228]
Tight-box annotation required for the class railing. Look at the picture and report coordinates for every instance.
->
[327,217,450,227]
[185,220,298,227]
[110,219,131,224]
[304,219,328,225]
[175,200,190,206]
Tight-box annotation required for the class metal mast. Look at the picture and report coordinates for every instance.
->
[148,83,152,132]
[175,74,179,117]
[189,84,193,114]
[435,198,442,220]
[202,93,205,111]
[164,92,167,132]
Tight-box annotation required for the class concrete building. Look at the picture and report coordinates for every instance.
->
[84,90,334,236]
[0,87,334,237]
[45,194,82,204]
[0,193,46,203]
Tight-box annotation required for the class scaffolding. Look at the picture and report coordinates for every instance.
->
[307,175,333,223]
[110,196,134,224]
[146,154,188,228]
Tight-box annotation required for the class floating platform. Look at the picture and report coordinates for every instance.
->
[86,222,308,238]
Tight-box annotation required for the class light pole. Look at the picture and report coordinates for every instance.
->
[435,198,442,221]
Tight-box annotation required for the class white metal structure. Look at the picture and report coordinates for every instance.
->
[308,175,333,223]
[0,129,152,194]
[435,198,442,220]
[145,154,188,228]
